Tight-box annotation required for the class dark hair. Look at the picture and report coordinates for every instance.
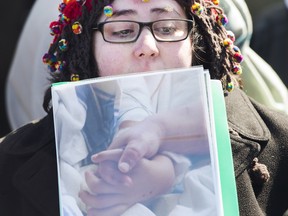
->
[43,0,242,112]
[177,0,241,86]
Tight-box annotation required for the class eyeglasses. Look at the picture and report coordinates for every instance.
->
[92,19,193,43]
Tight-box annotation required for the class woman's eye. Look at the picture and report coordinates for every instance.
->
[155,26,176,35]
[112,29,134,37]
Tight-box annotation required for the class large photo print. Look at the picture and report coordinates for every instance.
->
[52,68,222,216]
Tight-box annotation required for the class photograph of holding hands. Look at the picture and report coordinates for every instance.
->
[52,68,222,216]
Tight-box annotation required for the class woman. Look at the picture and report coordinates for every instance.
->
[1,0,288,215]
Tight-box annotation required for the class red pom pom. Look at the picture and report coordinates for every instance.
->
[63,1,82,21]
[49,21,63,35]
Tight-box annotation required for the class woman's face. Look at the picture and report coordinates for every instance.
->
[93,0,193,76]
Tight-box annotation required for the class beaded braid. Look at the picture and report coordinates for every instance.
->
[43,0,115,111]
[184,0,243,93]
[46,2,98,83]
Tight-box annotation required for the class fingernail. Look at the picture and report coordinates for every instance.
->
[91,154,98,162]
[119,162,130,173]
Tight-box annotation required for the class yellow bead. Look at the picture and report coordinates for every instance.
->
[227,82,234,92]
[71,74,80,81]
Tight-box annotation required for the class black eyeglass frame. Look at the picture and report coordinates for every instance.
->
[92,18,194,43]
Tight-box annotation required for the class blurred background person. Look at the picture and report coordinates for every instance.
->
[245,0,282,20]
[0,0,35,137]
[4,0,58,134]
[250,0,288,86]
[221,0,288,113]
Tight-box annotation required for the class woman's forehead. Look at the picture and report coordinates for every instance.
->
[99,0,185,21]
[111,0,182,10]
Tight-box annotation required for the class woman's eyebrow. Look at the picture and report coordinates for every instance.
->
[151,7,181,16]
[112,9,137,17]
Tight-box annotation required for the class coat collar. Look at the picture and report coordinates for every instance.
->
[225,88,270,142]
[225,88,271,176]
[0,112,54,155]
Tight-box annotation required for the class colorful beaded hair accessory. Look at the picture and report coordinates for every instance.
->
[42,0,92,81]
[191,0,244,92]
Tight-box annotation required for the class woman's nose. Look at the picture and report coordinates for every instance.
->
[134,28,159,58]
